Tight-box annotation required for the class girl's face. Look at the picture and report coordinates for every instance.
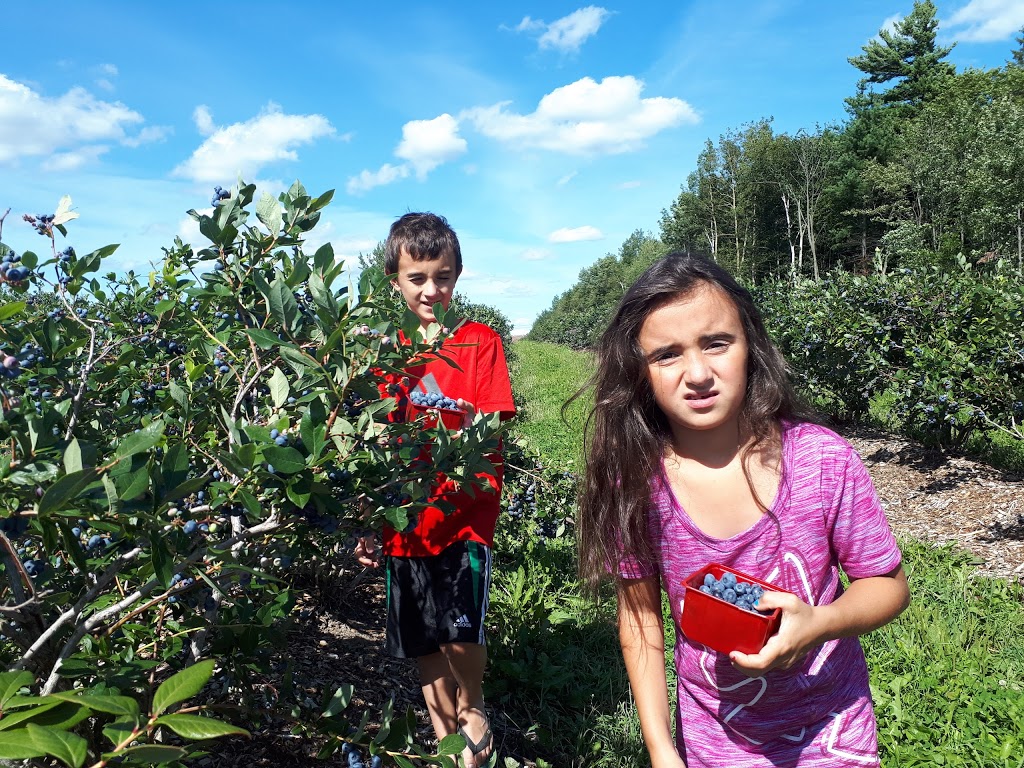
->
[637,284,749,442]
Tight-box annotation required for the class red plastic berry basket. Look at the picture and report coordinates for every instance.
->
[679,563,788,655]
[407,400,464,430]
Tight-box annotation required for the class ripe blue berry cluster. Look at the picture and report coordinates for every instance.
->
[269,428,288,446]
[409,390,459,410]
[0,515,29,538]
[700,571,767,612]
[0,251,30,283]
[341,743,382,768]
[211,186,231,206]
[23,212,55,235]
[507,482,535,520]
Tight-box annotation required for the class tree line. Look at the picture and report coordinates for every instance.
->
[531,1,1024,347]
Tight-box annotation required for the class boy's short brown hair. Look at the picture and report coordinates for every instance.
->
[384,212,463,276]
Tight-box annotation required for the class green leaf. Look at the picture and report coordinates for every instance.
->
[26,724,87,768]
[162,475,208,507]
[63,438,83,474]
[47,693,139,718]
[155,713,249,740]
[151,535,173,588]
[0,731,46,759]
[256,193,283,236]
[300,404,327,462]
[243,328,282,350]
[269,367,290,408]
[267,277,299,331]
[437,733,466,756]
[0,301,27,322]
[117,744,189,763]
[115,420,165,460]
[262,446,305,474]
[312,242,335,273]
[152,659,215,715]
[321,685,353,717]
[37,469,100,516]
[0,671,33,707]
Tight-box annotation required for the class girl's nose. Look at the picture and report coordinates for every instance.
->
[684,354,713,386]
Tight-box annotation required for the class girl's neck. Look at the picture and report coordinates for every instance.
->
[668,423,746,469]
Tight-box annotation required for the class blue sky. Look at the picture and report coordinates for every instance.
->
[2,1,1021,333]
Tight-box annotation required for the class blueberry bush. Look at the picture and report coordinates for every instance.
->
[0,185,504,766]
[754,257,1024,450]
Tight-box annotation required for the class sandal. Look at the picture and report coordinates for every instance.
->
[457,706,494,766]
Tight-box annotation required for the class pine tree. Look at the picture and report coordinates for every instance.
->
[848,0,955,108]
[1011,26,1024,68]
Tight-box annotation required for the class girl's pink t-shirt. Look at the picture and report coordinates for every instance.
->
[619,422,903,768]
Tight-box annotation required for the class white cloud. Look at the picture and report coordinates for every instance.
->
[346,163,410,195]
[617,180,642,189]
[945,0,1024,42]
[0,74,152,166]
[548,225,603,243]
[557,171,578,186]
[95,79,115,92]
[100,64,119,76]
[464,76,698,155]
[348,114,467,194]
[42,145,110,172]
[512,6,611,53]
[193,105,215,137]
[173,103,335,184]
[122,125,171,148]
[394,113,467,178]
[522,247,552,260]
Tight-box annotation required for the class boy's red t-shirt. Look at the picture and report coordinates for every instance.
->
[382,320,515,557]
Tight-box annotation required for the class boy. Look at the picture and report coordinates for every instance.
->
[355,212,515,768]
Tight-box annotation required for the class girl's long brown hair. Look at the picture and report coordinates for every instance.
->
[569,252,816,596]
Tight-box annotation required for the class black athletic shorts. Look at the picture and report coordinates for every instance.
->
[384,540,491,658]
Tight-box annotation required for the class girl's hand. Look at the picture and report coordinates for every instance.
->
[729,565,910,677]
[728,590,823,676]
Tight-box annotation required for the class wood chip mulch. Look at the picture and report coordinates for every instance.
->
[204,424,1024,766]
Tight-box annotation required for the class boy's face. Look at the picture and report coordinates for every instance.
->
[390,247,459,328]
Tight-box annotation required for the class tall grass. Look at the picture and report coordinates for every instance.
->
[495,340,1024,768]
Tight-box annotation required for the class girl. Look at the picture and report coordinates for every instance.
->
[575,252,910,768]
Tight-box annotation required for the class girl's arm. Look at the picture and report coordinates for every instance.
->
[617,576,687,768]
[730,563,910,675]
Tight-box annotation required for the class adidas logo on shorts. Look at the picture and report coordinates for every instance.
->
[453,614,473,629]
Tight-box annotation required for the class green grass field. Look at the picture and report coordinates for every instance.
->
[501,339,1024,768]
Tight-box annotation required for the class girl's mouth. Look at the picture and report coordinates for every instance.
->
[685,391,717,408]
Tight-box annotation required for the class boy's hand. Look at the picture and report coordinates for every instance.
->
[455,398,476,430]
[354,534,382,568]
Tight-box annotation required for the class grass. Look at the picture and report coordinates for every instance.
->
[495,338,1024,768]
[510,340,593,468]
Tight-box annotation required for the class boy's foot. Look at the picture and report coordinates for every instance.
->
[457,705,493,768]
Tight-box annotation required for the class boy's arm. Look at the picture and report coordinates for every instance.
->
[730,563,909,675]
[618,576,687,768]
[354,534,382,568]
